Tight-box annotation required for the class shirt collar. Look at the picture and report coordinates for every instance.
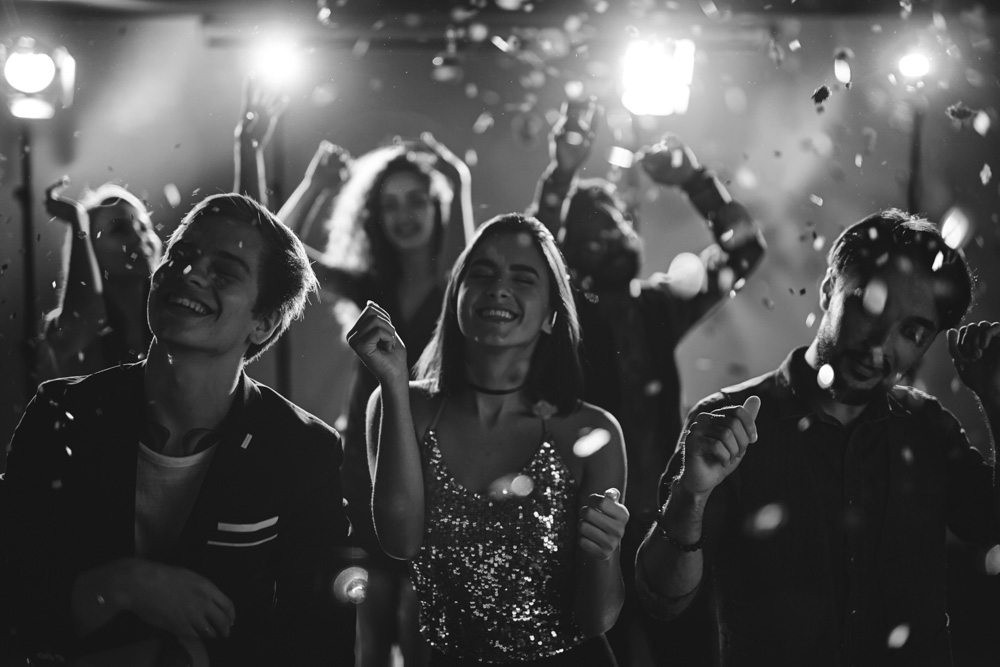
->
[777,347,896,423]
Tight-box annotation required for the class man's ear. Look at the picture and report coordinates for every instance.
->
[249,310,282,346]
[819,269,834,312]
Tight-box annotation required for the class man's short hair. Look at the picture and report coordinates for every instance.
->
[171,193,319,362]
[827,208,974,331]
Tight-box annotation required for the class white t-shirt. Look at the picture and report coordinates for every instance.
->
[135,441,218,559]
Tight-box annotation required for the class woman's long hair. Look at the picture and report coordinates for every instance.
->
[322,144,453,285]
[414,213,583,414]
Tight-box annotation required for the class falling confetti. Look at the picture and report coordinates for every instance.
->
[833,48,853,86]
[862,278,888,315]
[817,364,835,389]
[980,163,992,185]
[985,544,1000,575]
[745,502,787,537]
[973,111,991,136]
[806,312,816,327]
[573,428,612,457]
[811,85,831,108]
[809,194,824,207]
[887,623,910,649]
[946,102,975,121]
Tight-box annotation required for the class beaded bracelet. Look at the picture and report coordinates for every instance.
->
[655,513,704,552]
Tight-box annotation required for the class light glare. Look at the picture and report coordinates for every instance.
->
[621,39,695,116]
[250,39,302,88]
[898,53,930,78]
[4,51,56,93]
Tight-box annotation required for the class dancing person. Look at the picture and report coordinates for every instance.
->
[234,82,474,667]
[2,193,353,666]
[530,99,766,665]
[348,213,629,666]
[36,178,162,382]
[637,209,1000,665]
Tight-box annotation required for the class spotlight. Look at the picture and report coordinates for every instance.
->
[898,52,930,79]
[621,38,695,116]
[249,37,302,90]
[1,35,75,119]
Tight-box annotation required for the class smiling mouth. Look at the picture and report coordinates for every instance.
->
[477,307,517,322]
[845,355,883,381]
[166,293,211,315]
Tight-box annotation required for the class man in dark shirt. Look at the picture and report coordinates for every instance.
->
[531,100,765,666]
[637,209,1000,666]
[1,194,354,666]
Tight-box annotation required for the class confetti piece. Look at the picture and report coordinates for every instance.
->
[862,278,888,315]
[811,85,831,106]
[573,428,611,457]
[745,502,787,537]
[946,102,975,121]
[809,194,824,206]
[806,312,816,327]
[973,111,990,136]
[980,163,992,185]
[789,39,801,51]
[817,364,835,389]
[887,624,910,649]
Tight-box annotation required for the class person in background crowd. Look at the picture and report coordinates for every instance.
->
[530,98,766,665]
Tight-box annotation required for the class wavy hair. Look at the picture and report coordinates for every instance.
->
[322,144,453,285]
[414,213,583,414]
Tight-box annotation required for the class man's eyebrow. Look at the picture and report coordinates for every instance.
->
[911,315,937,332]
[217,250,252,274]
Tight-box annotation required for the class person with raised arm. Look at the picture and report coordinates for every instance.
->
[348,213,628,666]
[637,210,1000,665]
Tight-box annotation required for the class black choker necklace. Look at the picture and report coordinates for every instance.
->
[466,381,525,395]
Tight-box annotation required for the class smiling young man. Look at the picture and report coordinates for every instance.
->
[2,194,353,666]
[636,209,1000,666]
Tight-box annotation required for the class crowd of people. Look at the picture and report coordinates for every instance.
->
[1,81,998,667]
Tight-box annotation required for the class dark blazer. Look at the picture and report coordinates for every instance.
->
[1,362,353,666]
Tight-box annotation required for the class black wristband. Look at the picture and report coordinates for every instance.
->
[655,513,704,552]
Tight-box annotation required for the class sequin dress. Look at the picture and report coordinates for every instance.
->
[410,414,586,663]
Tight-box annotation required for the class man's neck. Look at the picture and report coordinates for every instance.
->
[143,341,242,456]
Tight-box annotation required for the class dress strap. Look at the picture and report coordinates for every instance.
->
[423,396,448,440]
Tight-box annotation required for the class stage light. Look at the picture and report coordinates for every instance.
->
[621,38,695,117]
[249,37,302,89]
[898,52,930,79]
[1,35,75,119]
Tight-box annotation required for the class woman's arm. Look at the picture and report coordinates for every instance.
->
[276,140,352,241]
[233,76,287,208]
[572,407,628,637]
[40,179,107,371]
[348,302,425,559]
[528,98,600,237]
[418,132,474,269]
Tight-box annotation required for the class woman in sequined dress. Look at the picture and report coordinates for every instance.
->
[348,213,628,666]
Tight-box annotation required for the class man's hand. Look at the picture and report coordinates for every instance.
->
[638,133,701,187]
[125,561,236,640]
[679,396,760,497]
[549,97,601,176]
[949,321,1000,404]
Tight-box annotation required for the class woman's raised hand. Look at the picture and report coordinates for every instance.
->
[45,177,88,230]
[346,301,409,388]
